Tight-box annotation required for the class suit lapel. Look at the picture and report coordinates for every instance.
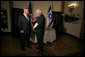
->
[23,14,29,21]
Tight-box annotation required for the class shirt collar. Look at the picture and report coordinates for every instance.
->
[23,13,28,18]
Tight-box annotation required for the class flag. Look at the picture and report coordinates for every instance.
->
[47,5,53,28]
[28,1,35,40]
[28,1,34,26]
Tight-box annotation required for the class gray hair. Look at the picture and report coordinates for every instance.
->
[36,9,42,14]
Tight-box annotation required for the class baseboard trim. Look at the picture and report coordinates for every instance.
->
[1,31,12,34]
[63,32,84,41]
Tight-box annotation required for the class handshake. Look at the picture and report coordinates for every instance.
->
[31,17,38,32]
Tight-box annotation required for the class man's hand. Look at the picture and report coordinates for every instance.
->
[20,30,24,33]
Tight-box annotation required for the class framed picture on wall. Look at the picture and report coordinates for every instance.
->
[1,9,8,29]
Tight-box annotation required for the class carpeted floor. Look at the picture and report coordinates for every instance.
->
[1,33,84,56]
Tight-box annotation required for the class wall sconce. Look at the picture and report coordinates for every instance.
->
[68,2,78,8]
[68,2,78,13]
[64,2,80,23]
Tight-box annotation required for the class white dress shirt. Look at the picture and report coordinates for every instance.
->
[23,13,29,21]
[33,23,38,29]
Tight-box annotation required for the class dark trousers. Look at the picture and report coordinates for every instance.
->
[36,29,44,52]
[20,33,31,50]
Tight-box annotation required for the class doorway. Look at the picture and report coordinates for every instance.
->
[11,8,23,37]
[52,11,63,40]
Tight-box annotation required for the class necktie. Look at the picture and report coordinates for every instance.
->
[26,16,29,21]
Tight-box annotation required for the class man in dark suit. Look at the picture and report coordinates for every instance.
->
[33,9,45,53]
[18,9,31,51]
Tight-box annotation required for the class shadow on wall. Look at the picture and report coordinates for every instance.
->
[64,14,80,23]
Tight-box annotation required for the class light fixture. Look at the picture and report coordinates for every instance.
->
[68,2,78,8]
[68,2,78,13]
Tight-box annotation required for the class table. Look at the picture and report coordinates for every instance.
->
[30,28,56,44]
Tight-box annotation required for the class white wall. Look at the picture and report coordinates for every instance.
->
[64,1,84,38]
[52,1,61,11]
[13,1,29,9]
[13,1,61,18]
[1,1,11,32]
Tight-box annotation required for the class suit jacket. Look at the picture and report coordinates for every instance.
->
[34,14,45,31]
[18,14,31,33]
